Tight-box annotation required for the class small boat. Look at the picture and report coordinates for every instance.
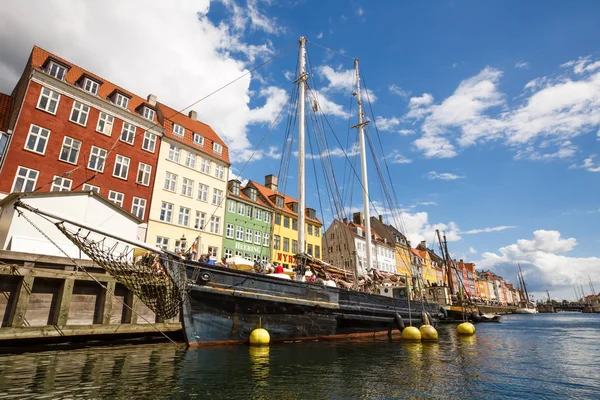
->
[515,263,538,314]
[513,307,538,314]
[480,313,501,322]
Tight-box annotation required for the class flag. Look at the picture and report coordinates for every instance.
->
[190,236,199,259]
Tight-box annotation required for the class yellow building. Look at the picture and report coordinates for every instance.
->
[146,105,229,259]
[415,241,439,286]
[249,175,322,269]
[369,216,413,276]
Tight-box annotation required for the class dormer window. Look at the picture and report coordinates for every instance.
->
[83,78,99,95]
[249,188,257,202]
[231,180,241,196]
[143,107,155,121]
[275,195,284,208]
[290,202,298,213]
[356,227,363,236]
[48,61,67,80]
[213,142,223,154]
[173,123,185,137]
[193,133,204,146]
[114,93,129,109]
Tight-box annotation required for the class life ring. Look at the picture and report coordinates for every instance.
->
[394,313,405,332]
[200,271,212,282]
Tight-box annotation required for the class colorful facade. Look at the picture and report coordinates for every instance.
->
[370,216,413,276]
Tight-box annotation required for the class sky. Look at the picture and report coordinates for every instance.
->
[1,0,599,301]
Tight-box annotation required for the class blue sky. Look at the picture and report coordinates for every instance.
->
[1,0,599,300]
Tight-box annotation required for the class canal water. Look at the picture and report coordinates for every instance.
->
[1,313,598,399]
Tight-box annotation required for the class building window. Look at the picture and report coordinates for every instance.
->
[292,219,297,231]
[185,152,196,169]
[83,78,99,95]
[307,244,313,256]
[160,202,173,222]
[246,228,253,243]
[194,211,206,230]
[307,224,313,235]
[255,231,261,245]
[264,212,271,223]
[213,142,223,154]
[69,101,90,126]
[108,191,124,207]
[12,167,39,192]
[236,226,244,241]
[178,206,190,226]
[235,250,243,257]
[136,162,152,186]
[182,178,194,197]
[275,214,281,225]
[115,93,129,109]
[200,158,211,174]
[209,216,221,234]
[273,235,281,250]
[283,216,290,228]
[283,238,289,252]
[48,61,67,80]
[156,236,169,250]
[37,87,60,114]
[50,176,72,192]
[142,132,156,153]
[131,197,147,219]
[164,172,177,191]
[58,136,81,165]
[143,107,155,121]
[263,233,270,247]
[82,184,99,193]
[197,184,208,202]
[88,146,107,172]
[168,144,181,162]
[193,133,204,146]
[208,246,218,258]
[24,124,50,155]
[237,202,245,215]
[96,112,114,136]
[212,188,223,205]
[120,122,136,144]
[246,206,252,218]
[292,240,298,254]
[315,228,320,237]
[113,155,130,180]
[225,249,233,258]
[228,199,236,213]
[214,165,225,180]
[226,223,235,239]
[173,123,185,137]
[255,208,262,221]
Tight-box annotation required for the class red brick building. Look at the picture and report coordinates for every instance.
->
[0,46,163,221]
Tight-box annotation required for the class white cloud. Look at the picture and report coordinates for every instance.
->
[0,0,289,161]
[316,65,377,102]
[316,32,323,39]
[571,154,600,172]
[388,150,412,164]
[308,89,351,118]
[355,7,365,17]
[219,0,283,35]
[515,60,530,69]
[468,247,477,254]
[398,129,415,135]
[462,225,516,234]
[561,55,600,75]
[515,140,577,161]
[426,171,465,180]
[389,84,411,98]
[375,116,400,131]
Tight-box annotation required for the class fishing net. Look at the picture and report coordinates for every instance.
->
[56,223,188,319]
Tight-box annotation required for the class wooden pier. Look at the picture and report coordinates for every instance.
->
[0,250,181,344]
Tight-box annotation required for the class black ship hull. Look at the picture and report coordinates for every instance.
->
[180,262,440,345]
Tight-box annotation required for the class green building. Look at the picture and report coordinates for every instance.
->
[223,179,273,262]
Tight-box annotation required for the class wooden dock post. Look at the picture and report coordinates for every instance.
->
[7,275,35,328]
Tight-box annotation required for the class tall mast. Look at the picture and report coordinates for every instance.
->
[437,230,454,295]
[353,58,372,274]
[518,263,529,302]
[297,37,307,254]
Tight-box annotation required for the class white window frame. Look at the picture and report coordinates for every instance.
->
[159,202,173,223]
[24,124,50,155]
[182,178,194,197]
[254,231,261,245]
[82,183,99,193]
[164,172,177,192]
[185,152,197,169]
[245,228,253,243]
[212,188,223,205]
[36,87,60,114]
[69,101,90,126]
[178,206,190,227]
[142,132,156,153]
[58,136,81,165]
[115,93,129,109]
[88,146,107,172]
[209,216,221,234]
[236,226,244,241]
[200,158,211,174]
[156,236,169,250]
[136,162,152,186]
[48,61,67,80]
[112,154,130,180]
[168,144,181,163]
[96,112,114,136]
[194,211,206,231]
[143,107,155,121]
[173,123,185,137]
[214,164,225,180]
[83,78,99,95]
[237,202,245,216]
[255,208,262,221]
[120,122,136,145]
[225,249,233,258]
[263,233,270,247]
[193,133,204,146]
[213,142,223,155]
[197,184,209,202]
[49,176,72,192]
[11,166,39,192]
[108,190,124,207]
[226,223,235,239]
[228,199,236,213]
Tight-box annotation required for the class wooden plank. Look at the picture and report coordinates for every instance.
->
[0,250,97,268]
[6,275,35,328]
[0,265,116,283]
[100,282,116,325]
[0,322,182,340]
[55,279,74,326]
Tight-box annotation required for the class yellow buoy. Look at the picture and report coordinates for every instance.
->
[457,322,476,336]
[249,328,270,346]
[401,326,422,341]
[419,324,438,341]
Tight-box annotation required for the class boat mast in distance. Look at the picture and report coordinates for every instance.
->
[297,37,307,253]
[352,58,372,274]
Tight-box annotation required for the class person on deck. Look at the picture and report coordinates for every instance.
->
[274,263,284,274]
[220,257,229,268]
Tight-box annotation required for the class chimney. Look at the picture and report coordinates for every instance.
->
[352,212,364,226]
[188,110,198,120]
[265,174,278,192]
[147,94,157,106]
[460,259,464,263]
[378,215,383,223]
